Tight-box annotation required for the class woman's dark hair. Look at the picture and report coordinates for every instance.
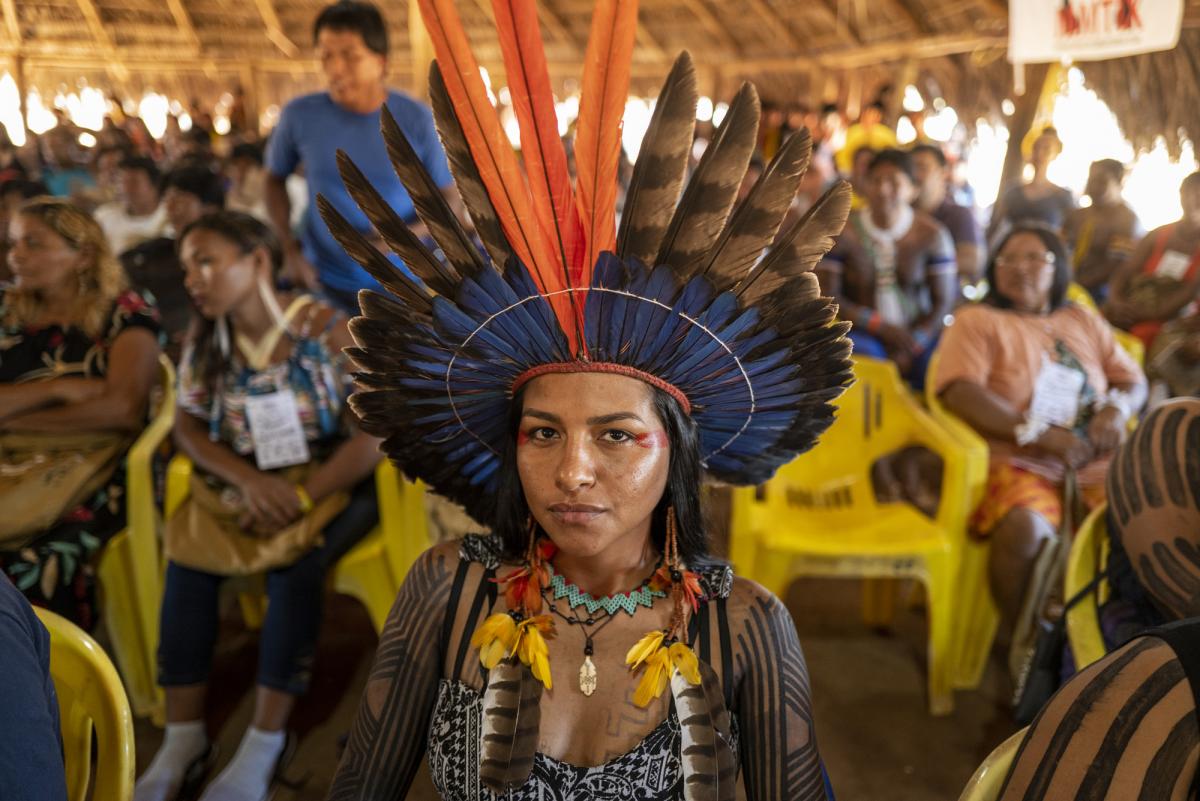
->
[162,164,226,209]
[493,384,710,566]
[982,222,1072,312]
[910,142,947,168]
[313,1,388,56]
[177,211,283,396]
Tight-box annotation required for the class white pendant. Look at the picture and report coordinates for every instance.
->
[579,655,597,696]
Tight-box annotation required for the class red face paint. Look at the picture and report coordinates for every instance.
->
[516,431,531,446]
[634,431,669,448]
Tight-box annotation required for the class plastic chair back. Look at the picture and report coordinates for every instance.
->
[1065,504,1110,670]
[957,728,1027,801]
[97,355,175,723]
[35,607,135,801]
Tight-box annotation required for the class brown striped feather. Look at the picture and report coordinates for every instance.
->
[700,128,812,292]
[655,82,760,278]
[335,150,459,297]
[379,105,487,279]
[671,666,729,801]
[479,657,542,792]
[737,180,852,306]
[429,62,512,270]
[315,194,433,314]
[616,51,698,268]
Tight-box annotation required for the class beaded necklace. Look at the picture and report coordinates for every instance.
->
[546,561,666,616]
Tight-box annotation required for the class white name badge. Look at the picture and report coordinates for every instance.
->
[243,390,311,471]
[1154,249,1192,281]
[1028,357,1086,428]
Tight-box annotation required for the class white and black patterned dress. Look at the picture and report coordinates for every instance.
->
[427,535,738,801]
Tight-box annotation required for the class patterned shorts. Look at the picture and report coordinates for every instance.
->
[971,461,1105,538]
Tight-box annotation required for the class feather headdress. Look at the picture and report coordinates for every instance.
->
[322,0,854,527]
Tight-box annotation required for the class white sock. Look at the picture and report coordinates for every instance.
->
[134,720,209,801]
[199,727,287,801]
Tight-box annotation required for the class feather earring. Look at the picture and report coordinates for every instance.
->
[628,507,705,707]
[479,654,543,792]
[470,514,555,792]
[672,658,737,801]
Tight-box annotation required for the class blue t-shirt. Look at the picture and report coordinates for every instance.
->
[265,90,453,293]
[0,578,67,801]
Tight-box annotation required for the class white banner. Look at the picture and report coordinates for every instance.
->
[1009,0,1184,63]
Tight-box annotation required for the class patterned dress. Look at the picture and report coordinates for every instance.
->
[427,534,739,801]
[0,288,161,628]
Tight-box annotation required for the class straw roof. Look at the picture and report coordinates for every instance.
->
[0,0,1198,151]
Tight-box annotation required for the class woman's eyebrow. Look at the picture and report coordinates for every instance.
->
[520,409,646,425]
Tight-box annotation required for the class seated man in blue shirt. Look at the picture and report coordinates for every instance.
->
[265,0,455,315]
[0,576,68,801]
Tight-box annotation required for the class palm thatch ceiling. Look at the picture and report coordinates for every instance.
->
[2,0,1200,153]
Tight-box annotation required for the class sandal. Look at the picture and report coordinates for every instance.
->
[1009,536,1062,684]
[177,743,219,801]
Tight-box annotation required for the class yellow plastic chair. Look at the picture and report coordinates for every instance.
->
[957,727,1027,801]
[729,356,987,715]
[35,606,135,801]
[96,355,176,722]
[1065,503,1110,671]
[924,348,998,690]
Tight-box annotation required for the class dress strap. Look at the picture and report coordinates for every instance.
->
[234,294,314,370]
[452,563,497,681]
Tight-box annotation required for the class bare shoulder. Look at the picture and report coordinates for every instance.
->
[726,574,786,616]
[724,575,804,660]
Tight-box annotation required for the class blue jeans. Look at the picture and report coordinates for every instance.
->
[157,480,378,695]
[848,329,939,392]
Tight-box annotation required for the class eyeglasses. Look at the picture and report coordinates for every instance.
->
[995,252,1056,270]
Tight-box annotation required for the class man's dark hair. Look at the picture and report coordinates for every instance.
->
[94,144,130,164]
[910,143,947,168]
[0,179,49,200]
[983,223,1072,312]
[493,385,711,566]
[162,165,226,209]
[868,148,914,181]
[1092,158,1125,184]
[230,142,263,165]
[1181,171,1200,194]
[313,1,388,57]
[119,155,160,186]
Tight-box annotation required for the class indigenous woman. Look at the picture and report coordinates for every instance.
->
[935,224,1145,670]
[987,127,1075,242]
[1105,171,1200,351]
[0,197,161,628]
[994,398,1200,800]
[324,1,854,799]
[133,212,381,801]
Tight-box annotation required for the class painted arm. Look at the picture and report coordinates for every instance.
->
[327,543,456,801]
[0,328,159,433]
[735,586,829,801]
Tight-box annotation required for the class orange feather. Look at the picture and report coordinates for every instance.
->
[490,0,584,351]
[415,0,562,302]
[574,0,637,290]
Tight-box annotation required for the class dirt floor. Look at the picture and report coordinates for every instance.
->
[129,574,1021,801]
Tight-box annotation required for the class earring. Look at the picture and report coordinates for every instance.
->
[524,513,537,563]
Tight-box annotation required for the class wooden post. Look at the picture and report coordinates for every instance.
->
[886,58,917,128]
[14,53,26,135]
[409,0,434,101]
[996,62,1049,207]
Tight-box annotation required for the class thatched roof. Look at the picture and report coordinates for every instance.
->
[1,0,1198,152]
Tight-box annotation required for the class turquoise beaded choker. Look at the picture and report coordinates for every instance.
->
[547,563,666,615]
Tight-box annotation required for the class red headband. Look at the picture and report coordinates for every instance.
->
[511,362,692,415]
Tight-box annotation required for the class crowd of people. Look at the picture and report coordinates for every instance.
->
[0,0,1199,799]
